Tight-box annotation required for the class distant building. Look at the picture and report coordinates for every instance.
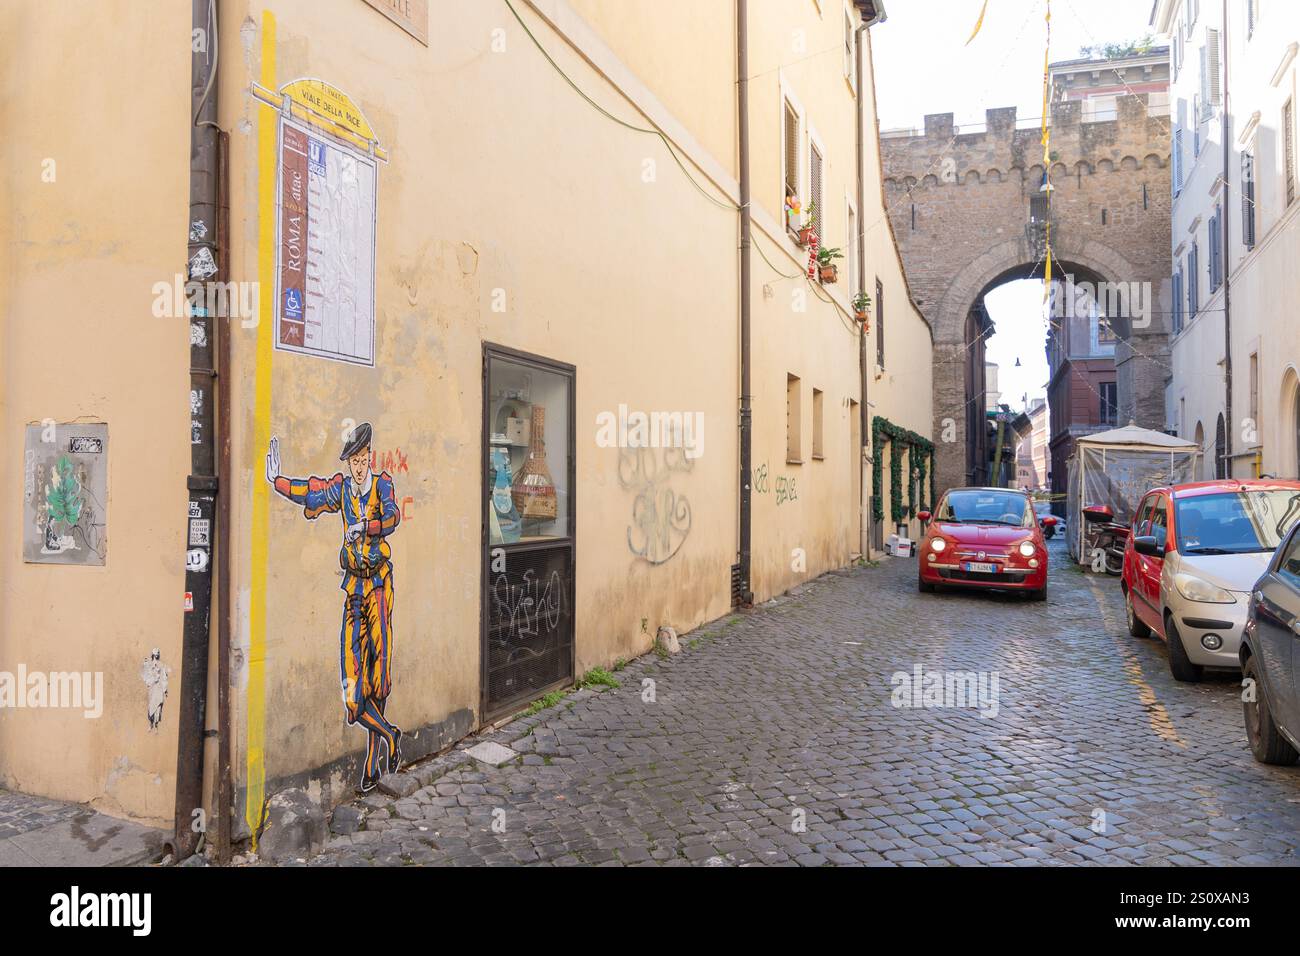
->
[1047,280,1121,502]
[1049,45,1172,121]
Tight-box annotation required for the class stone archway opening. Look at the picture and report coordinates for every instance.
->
[957,259,1124,501]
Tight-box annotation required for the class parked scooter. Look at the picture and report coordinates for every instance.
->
[1083,504,1129,575]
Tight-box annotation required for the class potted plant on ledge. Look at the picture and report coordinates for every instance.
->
[796,201,818,248]
[817,246,843,283]
[853,290,871,325]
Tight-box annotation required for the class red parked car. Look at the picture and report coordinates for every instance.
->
[917,487,1055,600]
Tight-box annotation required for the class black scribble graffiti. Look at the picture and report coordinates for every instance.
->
[752,461,769,494]
[491,568,563,651]
[618,446,692,564]
[775,476,798,506]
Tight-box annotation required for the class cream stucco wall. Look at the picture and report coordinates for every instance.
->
[0,0,192,825]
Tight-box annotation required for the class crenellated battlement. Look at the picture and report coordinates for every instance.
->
[882,94,1169,190]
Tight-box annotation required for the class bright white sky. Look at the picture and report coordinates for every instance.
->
[872,0,1158,411]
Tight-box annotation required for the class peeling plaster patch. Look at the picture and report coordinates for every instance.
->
[140,649,170,731]
[240,17,258,62]
[456,242,479,276]
[233,588,250,692]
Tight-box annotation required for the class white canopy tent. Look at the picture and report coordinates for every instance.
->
[1065,422,1201,563]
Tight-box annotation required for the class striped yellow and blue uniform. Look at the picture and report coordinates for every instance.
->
[273,471,401,723]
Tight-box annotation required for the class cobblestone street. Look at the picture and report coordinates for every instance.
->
[297,541,1300,867]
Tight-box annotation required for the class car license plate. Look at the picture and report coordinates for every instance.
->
[962,562,998,574]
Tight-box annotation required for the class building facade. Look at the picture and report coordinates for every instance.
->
[1,0,930,844]
[1155,0,1300,480]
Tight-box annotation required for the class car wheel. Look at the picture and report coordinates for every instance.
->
[1124,587,1151,638]
[1243,655,1299,765]
[1027,585,1047,602]
[1104,550,1124,575]
[1165,618,1203,683]
[918,578,936,593]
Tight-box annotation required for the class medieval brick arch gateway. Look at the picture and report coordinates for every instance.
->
[881,98,1172,494]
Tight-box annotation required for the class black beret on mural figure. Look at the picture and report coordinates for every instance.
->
[340,422,373,460]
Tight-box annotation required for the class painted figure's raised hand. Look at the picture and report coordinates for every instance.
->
[266,437,281,485]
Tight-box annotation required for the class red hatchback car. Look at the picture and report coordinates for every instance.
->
[917,487,1055,600]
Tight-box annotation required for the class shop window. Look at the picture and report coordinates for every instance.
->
[487,356,571,543]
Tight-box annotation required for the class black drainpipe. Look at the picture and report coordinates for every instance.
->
[736,0,754,605]
[170,0,221,861]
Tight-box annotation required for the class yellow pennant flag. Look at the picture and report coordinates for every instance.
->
[966,0,990,45]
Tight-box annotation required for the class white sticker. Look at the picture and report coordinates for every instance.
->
[189,518,211,547]
[186,548,209,572]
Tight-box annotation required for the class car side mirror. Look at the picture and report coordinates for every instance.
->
[1133,535,1164,558]
[917,511,931,523]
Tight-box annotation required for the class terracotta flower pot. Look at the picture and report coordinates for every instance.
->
[798,226,817,248]
[819,263,838,283]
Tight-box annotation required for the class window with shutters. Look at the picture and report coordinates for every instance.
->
[1247,0,1257,38]
[1250,352,1260,445]
[1285,99,1296,207]
[1172,266,1184,334]
[812,388,825,459]
[786,374,803,463]
[875,278,885,368]
[1206,29,1221,114]
[1208,207,1222,292]
[1193,96,1201,157]
[1242,149,1257,248]
[783,98,801,232]
[809,140,824,237]
[1188,242,1200,317]
[1172,126,1183,197]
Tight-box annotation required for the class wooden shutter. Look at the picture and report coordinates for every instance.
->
[1286,100,1296,207]
[1206,29,1221,109]
[1242,151,1256,248]
[810,143,824,234]
[783,101,799,203]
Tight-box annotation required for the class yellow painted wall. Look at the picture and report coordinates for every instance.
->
[0,0,192,825]
[1,0,932,826]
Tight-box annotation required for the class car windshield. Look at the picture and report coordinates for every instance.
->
[936,490,1031,527]
[1175,489,1300,554]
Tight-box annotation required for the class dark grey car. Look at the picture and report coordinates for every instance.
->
[1240,525,1300,765]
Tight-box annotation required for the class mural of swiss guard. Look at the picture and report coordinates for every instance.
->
[266,422,403,792]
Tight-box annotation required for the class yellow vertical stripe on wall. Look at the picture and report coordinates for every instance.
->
[246,8,276,845]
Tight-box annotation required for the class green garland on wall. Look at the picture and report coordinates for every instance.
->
[871,416,936,523]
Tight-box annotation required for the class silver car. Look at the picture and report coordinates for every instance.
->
[1240,524,1300,765]
[1125,481,1300,682]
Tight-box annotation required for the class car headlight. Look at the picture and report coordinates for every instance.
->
[930,538,946,553]
[1018,541,1036,558]
[1173,573,1236,604]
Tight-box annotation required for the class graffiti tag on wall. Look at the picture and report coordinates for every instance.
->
[619,446,692,565]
